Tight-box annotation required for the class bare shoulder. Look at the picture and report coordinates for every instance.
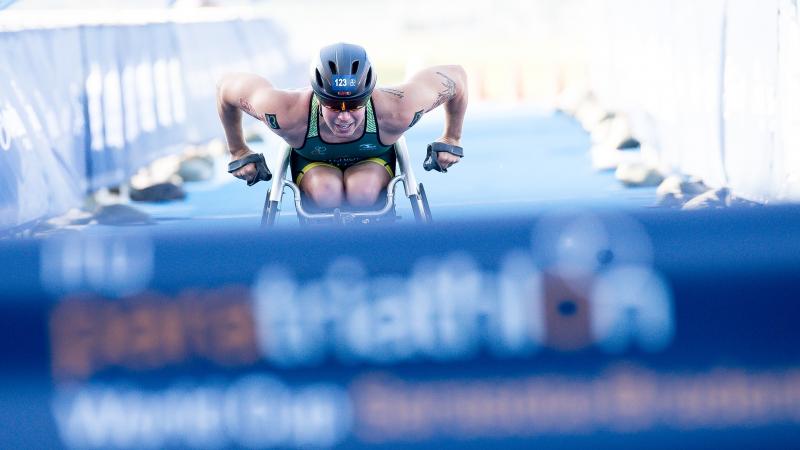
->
[249,88,311,133]
[372,65,467,141]
[217,72,312,145]
[372,88,418,142]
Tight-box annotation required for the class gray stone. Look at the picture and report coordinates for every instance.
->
[575,102,608,132]
[682,188,731,210]
[617,137,640,150]
[675,186,763,210]
[245,130,264,143]
[682,178,709,196]
[44,208,94,227]
[656,175,683,198]
[727,196,762,208]
[591,143,644,171]
[130,182,186,203]
[591,113,639,151]
[92,204,154,226]
[655,192,685,209]
[615,162,664,187]
[178,156,214,182]
[656,176,706,204]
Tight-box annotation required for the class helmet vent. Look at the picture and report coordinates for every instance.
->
[365,67,372,86]
[351,60,360,74]
[328,60,338,75]
[315,69,323,87]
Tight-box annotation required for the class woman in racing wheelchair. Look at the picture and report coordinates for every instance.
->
[217,42,466,222]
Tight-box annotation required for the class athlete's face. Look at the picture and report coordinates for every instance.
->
[319,104,366,138]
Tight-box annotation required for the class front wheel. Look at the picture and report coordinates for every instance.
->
[410,191,431,224]
[419,183,432,223]
[261,191,279,227]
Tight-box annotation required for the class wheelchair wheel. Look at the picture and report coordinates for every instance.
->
[261,191,279,227]
[419,183,433,223]
[410,188,431,224]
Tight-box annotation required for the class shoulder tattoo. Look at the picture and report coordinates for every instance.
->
[408,110,424,128]
[265,113,280,130]
[380,87,405,98]
[425,71,457,113]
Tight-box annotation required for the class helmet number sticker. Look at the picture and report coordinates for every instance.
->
[332,75,357,95]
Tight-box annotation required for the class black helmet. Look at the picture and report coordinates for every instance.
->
[310,42,376,111]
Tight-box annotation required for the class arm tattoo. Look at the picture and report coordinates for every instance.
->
[265,113,281,130]
[239,97,260,119]
[241,97,279,129]
[408,110,424,128]
[380,87,405,98]
[425,71,457,113]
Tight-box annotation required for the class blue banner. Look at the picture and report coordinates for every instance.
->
[1,207,799,448]
[0,30,86,229]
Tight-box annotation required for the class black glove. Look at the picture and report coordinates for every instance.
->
[227,153,272,186]
[423,142,464,173]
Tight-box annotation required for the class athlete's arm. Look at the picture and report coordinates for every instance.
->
[375,65,468,169]
[216,73,304,181]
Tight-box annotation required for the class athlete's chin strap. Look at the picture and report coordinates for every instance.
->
[227,153,272,186]
[423,142,464,173]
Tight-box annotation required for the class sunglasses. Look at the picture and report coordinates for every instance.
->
[319,98,367,112]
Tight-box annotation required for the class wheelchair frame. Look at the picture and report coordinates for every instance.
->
[261,136,432,226]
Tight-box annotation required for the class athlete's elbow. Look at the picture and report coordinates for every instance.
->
[216,73,237,100]
[449,65,468,101]
[216,77,229,106]
[446,65,467,85]
[454,64,467,80]
[216,76,244,117]
[444,65,468,97]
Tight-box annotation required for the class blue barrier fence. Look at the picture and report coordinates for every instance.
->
[0,17,301,230]
[0,28,86,230]
[1,206,799,448]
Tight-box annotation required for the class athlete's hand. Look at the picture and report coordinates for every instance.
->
[229,146,258,183]
[435,137,462,170]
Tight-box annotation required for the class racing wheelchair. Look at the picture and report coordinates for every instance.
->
[228,137,462,227]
